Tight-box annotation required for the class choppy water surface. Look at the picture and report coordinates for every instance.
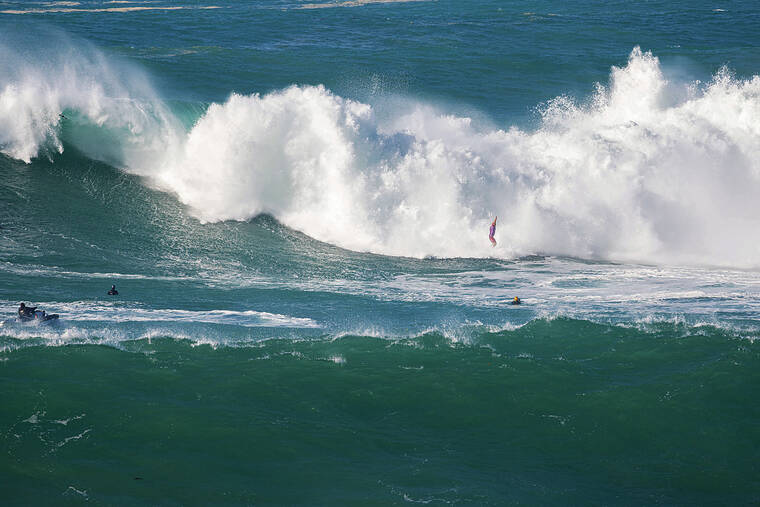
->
[1,0,759,504]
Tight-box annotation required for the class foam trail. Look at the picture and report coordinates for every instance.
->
[3,34,760,267]
[1,304,318,328]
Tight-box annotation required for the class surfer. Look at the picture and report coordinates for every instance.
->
[489,216,497,246]
[108,285,119,295]
[511,297,520,305]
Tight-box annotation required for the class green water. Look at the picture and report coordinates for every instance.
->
[3,322,759,504]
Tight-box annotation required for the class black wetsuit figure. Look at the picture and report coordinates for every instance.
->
[18,304,35,318]
[108,285,118,295]
[18,304,37,320]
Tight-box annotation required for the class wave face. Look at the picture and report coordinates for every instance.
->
[2,30,760,266]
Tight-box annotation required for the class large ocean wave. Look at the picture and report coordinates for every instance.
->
[3,30,760,267]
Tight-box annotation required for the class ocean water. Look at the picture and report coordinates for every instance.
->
[1,0,759,504]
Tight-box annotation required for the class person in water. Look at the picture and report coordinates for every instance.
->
[489,216,497,246]
[108,285,118,295]
[511,296,521,305]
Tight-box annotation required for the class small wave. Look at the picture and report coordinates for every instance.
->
[1,315,757,358]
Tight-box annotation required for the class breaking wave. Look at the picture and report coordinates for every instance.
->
[2,28,760,267]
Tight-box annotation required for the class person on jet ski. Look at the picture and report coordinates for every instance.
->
[17,302,57,322]
[18,302,36,319]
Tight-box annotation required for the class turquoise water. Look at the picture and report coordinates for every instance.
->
[1,1,760,504]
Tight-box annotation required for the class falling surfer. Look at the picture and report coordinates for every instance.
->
[489,216,497,246]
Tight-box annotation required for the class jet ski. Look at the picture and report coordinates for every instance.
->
[17,310,59,324]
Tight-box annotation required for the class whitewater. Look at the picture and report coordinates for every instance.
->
[3,29,760,266]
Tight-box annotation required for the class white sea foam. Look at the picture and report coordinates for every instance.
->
[63,486,88,499]
[153,48,760,267]
[3,38,760,267]
[0,300,319,328]
[0,261,195,282]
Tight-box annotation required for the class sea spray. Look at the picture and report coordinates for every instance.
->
[163,47,760,265]
[0,27,181,169]
[2,37,760,266]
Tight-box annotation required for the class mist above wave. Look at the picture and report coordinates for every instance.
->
[0,28,180,168]
[2,31,759,267]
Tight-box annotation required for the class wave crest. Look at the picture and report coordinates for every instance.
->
[3,37,760,267]
[0,27,179,167]
[164,47,760,265]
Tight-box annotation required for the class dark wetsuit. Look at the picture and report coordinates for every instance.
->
[18,306,36,319]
